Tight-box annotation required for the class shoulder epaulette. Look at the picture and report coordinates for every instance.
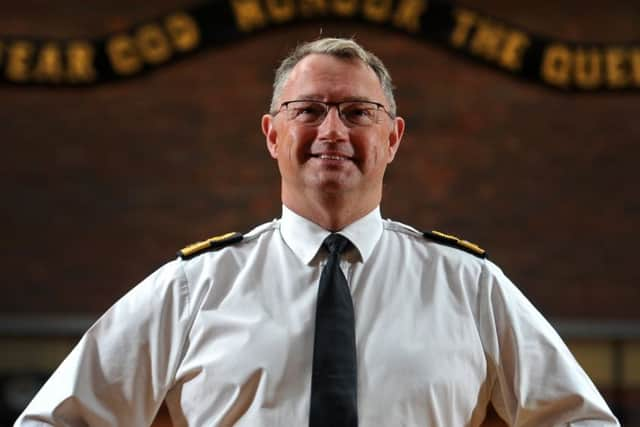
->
[177,232,243,260]
[423,230,487,258]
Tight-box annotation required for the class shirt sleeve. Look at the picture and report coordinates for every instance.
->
[477,260,620,426]
[14,259,194,427]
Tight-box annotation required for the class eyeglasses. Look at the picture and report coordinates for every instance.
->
[273,100,394,127]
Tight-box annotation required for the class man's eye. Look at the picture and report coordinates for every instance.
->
[295,105,324,117]
[343,108,373,118]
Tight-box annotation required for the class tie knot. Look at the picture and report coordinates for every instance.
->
[323,233,351,255]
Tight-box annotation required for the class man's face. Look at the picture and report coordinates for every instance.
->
[262,53,404,210]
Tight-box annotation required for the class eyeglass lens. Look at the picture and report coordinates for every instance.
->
[283,101,383,126]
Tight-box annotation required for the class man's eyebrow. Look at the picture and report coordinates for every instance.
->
[292,94,323,100]
[341,96,376,102]
[293,94,376,102]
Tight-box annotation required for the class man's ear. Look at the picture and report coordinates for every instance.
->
[262,114,279,159]
[387,116,405,163]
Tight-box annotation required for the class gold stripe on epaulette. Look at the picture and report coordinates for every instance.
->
[181,240,211,256]
[179,231,242,258]
[431,230,459,242]
[427,230,486,258]
[457,239,486,256]
[207,231,238,243]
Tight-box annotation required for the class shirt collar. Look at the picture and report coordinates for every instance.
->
[280,205,383,265]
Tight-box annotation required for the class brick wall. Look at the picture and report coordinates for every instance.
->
[1,0,639,319]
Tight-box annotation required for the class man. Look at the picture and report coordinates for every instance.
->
[16,38,618,426]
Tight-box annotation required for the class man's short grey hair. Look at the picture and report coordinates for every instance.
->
[270,38,397,116]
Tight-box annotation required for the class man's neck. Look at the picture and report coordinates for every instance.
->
[282,191,379,232]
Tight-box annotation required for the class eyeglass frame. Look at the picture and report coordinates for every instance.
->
[271,99,395,127]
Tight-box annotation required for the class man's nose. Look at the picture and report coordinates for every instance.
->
[317,106,348,139]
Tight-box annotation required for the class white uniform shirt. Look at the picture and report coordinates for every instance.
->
[16,206,619,426]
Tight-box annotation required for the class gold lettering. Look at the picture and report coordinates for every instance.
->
[632,49,640,86]
[541,44,571,87]
[231,0,267,32]
[392,0,427,33]
[332,0,358,17]
[450,9,476,48]
[165,12,201,52]
[363,0,393,22]
[299,0,327,17]
[107,34,143,76]
[6,41,34,82]
[136,24,172,65]
[605,47,628,88]
[470,19,505,61]
[265,0,295,22]
[66,41,96,83]
[32,42,63,82]
[575,48,601,89]
[499,30,530,71]
[451,10,528,72]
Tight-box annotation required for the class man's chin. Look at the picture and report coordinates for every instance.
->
[306,179,356,196]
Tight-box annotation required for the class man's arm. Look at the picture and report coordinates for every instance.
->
[14,260,193,426]
[477,261,620,426]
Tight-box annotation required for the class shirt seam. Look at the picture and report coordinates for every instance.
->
[477,259,502,416]
[166,262,198,390]
[242,220,279,243]
[382,219,422,235]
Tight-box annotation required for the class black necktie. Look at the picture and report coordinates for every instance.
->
[309,233,358,427]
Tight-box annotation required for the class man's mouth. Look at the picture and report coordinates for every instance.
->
[310,153,353,161]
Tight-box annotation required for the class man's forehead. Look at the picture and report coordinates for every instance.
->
[282,54,384,99]
[289,53,371,77]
